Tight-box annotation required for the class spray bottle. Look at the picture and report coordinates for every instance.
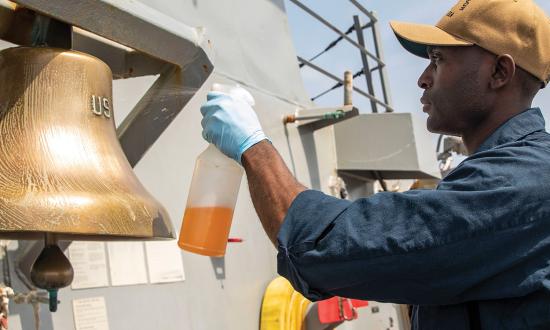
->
[178,84,253,257]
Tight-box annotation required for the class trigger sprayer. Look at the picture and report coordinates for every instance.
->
[178,84,252,257]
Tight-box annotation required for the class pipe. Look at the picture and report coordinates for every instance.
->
[344,70,353,106]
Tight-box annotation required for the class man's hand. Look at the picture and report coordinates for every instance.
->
[200,85,268,164]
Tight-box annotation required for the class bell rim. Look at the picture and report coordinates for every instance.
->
[0,231,176,241]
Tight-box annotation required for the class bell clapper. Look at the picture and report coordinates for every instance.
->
[30,234,74,312]
[47,289,58,313]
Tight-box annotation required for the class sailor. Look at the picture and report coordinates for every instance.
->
[199,0,550,328]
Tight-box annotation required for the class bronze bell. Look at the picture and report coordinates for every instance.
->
[0,47,175,309]
[0,46,174,240]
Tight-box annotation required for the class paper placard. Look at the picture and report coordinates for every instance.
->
[69,242,109,289]
[8,314,22,330]
[7,240,18,251]
[73,297,110,330]
[107,242,148,286]
[145,241,185,284]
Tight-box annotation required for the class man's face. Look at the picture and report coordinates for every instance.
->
[418,46,495,136]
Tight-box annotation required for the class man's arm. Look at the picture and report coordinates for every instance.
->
[241,141,306,246]
[200,86,305,245]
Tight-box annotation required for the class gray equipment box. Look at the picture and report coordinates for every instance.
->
[331,112,441,180]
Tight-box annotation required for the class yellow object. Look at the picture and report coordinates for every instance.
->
[390,0,550,85]
[260,277,311,330]
[410,179,439,190]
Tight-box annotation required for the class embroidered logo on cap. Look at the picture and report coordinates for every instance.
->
[460,0,471,11]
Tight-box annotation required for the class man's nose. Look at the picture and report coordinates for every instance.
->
[417,65,433,89]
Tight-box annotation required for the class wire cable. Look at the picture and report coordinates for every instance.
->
[299,23,369,68]
[311,68,364,101]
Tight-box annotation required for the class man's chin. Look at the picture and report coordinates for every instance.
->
[426,117,441,133]
[426,118,448,135]
[426,119,460,136]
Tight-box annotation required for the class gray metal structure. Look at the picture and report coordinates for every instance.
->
[290,0,393,113]
[323,113,441,180]
[0,0,438,329]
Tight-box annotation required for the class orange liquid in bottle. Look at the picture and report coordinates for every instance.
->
[178,206,234,257]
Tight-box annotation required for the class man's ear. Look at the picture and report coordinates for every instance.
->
[490,54,515,89]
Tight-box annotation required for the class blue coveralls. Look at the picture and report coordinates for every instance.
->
[277,108,550,329]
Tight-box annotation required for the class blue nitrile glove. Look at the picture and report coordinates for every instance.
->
[200,85,268,164]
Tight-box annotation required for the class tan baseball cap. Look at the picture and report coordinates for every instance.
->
[390,0,550,86]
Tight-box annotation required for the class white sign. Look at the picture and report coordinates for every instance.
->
[69,242,109,289]
[73,297,110,330]
[8,314,22,330]
[145,241,185,284]
[107,242,148,286]
[7,240,18,251]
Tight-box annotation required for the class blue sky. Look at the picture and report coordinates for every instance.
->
[284,0,550,126]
